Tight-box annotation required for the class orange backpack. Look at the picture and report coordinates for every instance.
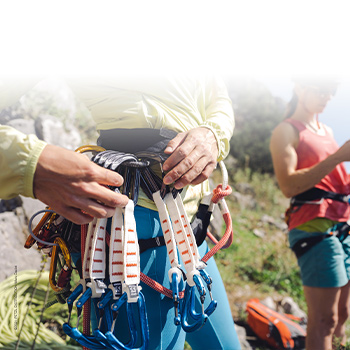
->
[246,299,306,350]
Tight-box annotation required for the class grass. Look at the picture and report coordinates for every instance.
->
[210,166,350,348]
[211,167,305,311]
[3,166,350,349]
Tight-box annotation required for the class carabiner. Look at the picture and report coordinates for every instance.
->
[180,283,208,332]
[170,271,181,326]
[63,287,111,350]
[94,289,118,348]
[75,145,106,155]
[199,269,217,317]
[25,209,58,249]
[49,237,72,292]
[97,292,134,350]
[105,291,149,350]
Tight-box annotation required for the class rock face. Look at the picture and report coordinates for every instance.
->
[0,209,43,281]
[35,115,81,151]
[0,111,82,282]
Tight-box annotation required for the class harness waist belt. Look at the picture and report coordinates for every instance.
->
[291,222,350,259]
[98,128,178,154]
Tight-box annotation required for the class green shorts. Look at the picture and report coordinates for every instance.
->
[289,224,350,288]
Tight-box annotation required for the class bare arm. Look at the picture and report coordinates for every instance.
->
[34,144,129,224]
[270,122,350,198]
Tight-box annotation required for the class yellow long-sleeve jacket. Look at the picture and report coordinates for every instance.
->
[0,75,234,211]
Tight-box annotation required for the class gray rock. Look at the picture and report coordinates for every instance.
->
[280,296,307,320]
[35,115,81,150]
[20,196,47,227]
[260,214,288,231]
[253,228,266,238]
[231,191,257,210]
[235,324,253,349]
[7,118,36,135]
[260,296,276,310]
[0,211,42,282]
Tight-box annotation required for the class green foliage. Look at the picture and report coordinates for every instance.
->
[213,167,307,316]
[225,78,286,173]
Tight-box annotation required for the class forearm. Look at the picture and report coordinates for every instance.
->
[0,125,47,199]
[281,152,345,198]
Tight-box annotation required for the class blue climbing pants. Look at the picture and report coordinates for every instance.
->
[88,205,241,350]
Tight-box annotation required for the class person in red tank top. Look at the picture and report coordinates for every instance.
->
[270,77,350,350]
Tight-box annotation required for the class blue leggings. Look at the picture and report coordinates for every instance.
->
[86,205,240,350]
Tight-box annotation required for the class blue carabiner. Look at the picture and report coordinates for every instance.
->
[95,291,136,350]
[105,291,149,350]
[171,272,181,326]
[66,283,84,324]
[199,269,217,317]
[180,283,208,332]
[63,325,108,350]
[63,287,111,350]
[94,288,115,346]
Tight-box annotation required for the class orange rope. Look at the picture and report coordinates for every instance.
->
[141,183,233,298]
[140,273,185,299]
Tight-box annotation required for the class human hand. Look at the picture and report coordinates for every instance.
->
[335,140,350,163]
[162,127,218,189]
[33,144,129,224]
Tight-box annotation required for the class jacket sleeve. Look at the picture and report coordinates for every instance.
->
[199,76,235,161]
[0,125,47,199]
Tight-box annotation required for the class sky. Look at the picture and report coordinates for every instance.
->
[1,1,349,173]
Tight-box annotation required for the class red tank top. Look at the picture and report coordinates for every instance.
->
[285,118,350,229]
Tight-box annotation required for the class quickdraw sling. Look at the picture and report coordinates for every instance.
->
[24,144,233,350]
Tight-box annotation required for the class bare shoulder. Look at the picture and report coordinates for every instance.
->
[271,121,299,148]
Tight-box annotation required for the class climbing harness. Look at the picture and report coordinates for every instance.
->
[24,144,233,349]
[287,187,350,258]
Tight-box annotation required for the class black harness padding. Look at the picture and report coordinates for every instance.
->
[291,187,349,207]
[138,236,166,254]
[190,204,212,247]
[98,128,178,154]
[96,127,211,252]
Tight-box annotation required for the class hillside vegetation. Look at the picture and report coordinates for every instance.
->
[2,77,349,348]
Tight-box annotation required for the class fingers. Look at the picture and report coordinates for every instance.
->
[189,163,216,186]
[91,163,125,187]
[68,194,117,218]
[162,128,218,188]
[164,132,187,156]
[170,156,216,189]
[163,132,193,172]
[163,148,202,186]
[53,191,129,225]
[50,202,94,225]
[83,182,129,208]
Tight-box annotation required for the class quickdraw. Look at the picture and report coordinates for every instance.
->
[25,145,233,349]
